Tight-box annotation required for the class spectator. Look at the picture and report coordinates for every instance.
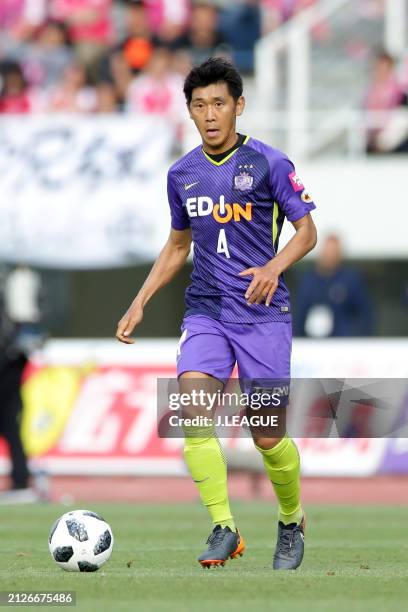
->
[173,3,228,66]
[120,0,155,73]
[22,21,74,88]
[363,50,404,153]
[145,0,190,45]
[47,62,98,112]
[219,1,261,73]
[0,61,32,113]
[261,0,292,33]
[99,1,154,106]
[261,0,308,33]
[0,0,47,45]
[400,52,408,102]
[49,0,113,75]
[294,234,374,337]
[125,46,184,126]
[105,51,133,108]
[171,48,193,79]
[96,81,118,112]
[374,52,408,154]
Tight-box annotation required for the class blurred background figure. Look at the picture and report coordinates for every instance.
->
[0,265,45,504]
[363,50,406,153]
[3,265,45,352]
[0,60,32,113]
[218,0,261,73]
[48,0,113,78]
[23,21,74,89]
[0,0,47,48]
[172,2,228,66]
[101,0,153,79]
[294,235,374,337]
[47,61,98,112]
[125,46,185,131]
[99,0,154,109]
[261,0,317,33]
[95,79,118,111]
[144,0,190,46]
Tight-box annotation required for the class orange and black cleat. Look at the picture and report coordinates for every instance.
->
[198,525,245,568]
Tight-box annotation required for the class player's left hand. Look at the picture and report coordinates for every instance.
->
[238,263,280,306]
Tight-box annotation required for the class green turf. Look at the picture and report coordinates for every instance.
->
[0,502,407,612]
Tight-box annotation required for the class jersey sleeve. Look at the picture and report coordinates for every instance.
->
[167,170,190,230]
[269,156,316,222]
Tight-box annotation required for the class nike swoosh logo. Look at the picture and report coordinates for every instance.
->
[193,476,209,483]
[184,181,199,190]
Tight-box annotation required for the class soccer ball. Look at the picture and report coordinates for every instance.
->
[49,509,114,572]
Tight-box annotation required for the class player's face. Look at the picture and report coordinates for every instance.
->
[188,82,245,154]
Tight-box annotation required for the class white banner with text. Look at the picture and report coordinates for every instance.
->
[0,115,173,268]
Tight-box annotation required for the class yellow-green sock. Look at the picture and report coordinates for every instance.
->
[183,434,236,531]
[256,436,303,525]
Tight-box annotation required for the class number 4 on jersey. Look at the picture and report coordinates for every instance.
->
[217,229,230,259]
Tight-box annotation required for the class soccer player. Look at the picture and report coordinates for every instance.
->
[116,57,317,570]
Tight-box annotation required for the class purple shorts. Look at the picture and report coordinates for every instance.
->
[176,314,292,391]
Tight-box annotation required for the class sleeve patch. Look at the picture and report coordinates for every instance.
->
[288,171,304,192]
[301,189,314,203]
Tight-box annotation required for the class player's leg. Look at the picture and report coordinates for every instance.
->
[0,357,30,489]
[176,315,244,567]
[254,435,305,569]
[230,320,305,569]
[180,371,234,532]
[254,435,303,528]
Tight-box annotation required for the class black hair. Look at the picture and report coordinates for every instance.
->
[0,61,26,95]
[43,20,72,47]
[126,0,144,7]
[183,57,243,105]
[372,47,395,66]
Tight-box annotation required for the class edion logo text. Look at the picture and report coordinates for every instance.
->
[185,196,252,223]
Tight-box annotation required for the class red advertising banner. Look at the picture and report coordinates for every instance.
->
[1,339,407,476]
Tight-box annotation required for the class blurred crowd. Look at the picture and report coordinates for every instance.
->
[1,0,407,147]
[0,0,319,118]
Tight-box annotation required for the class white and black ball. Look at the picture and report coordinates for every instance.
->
[49,510,114,572]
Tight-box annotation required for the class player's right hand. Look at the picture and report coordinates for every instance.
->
[116,302,144,344]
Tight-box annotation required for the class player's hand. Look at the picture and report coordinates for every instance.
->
[238,263,280,306]
[116,301,144,344]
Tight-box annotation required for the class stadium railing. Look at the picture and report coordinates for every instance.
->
[254,0,408,159]
[182,108,408,158]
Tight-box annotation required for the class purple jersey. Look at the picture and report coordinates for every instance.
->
[167,136,316,323]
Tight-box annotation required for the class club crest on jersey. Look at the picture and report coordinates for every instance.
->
[234,171,253,191]
[301,189,313,203]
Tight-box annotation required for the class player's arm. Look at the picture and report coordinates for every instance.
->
[116,227,192,343]
[240,213,317,305]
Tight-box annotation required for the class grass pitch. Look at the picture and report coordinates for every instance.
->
[0,502,407,612]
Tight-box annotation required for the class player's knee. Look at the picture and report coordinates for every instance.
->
[183,430,216,451]
[253,436,283,450]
